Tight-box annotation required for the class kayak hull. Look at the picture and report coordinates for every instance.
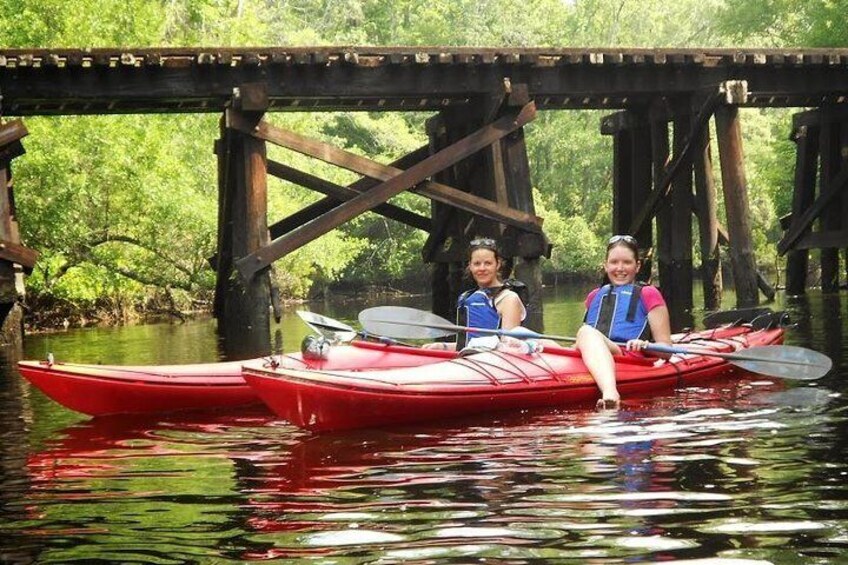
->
[243,326,785,432]
[18,342,454,417]
[18,359,253,416]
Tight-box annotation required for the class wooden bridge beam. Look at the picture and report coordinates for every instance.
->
[601,108,653,279]
[267,159,431,232]
[499,92,547,332]
[424,113,463,323]
[628,86,727,237]
[778,134,848,256]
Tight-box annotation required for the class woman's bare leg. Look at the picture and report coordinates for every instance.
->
[575,325,621,407]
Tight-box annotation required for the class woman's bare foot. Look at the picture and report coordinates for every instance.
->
[595,398,621,411]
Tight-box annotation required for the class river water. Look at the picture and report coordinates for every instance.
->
[1,289,846,564]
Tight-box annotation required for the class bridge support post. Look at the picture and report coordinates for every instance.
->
[603,109,654,278]
[715,105,759,307]
[818,112,845,293]
[0,167,22,349]
[669,105,695,328]
[646,99,696,331]
[213,100,272,359]
[424,113,466,324]
[630,113,655,277]
[0,119,33,349]
[693,122,722,310]
[649,114,679,319]
[785,122,819,295]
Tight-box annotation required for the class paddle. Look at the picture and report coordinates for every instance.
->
[357,306,455,340]
[296,310,418,346]
[359,306,832,380]
[297,311,358,342]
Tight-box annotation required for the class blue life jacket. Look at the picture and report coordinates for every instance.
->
[456,287,502,349]
[584,283,652,342]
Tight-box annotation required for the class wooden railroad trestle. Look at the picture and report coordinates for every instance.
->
[1,47,848,351]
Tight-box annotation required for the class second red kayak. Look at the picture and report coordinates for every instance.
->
[243,325,785,432]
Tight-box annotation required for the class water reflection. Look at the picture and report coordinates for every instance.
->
[11,379,848,562]
[3,289,848,562]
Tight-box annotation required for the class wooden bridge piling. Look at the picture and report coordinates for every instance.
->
[0,119,34,347]
[819,115,842,293]
[670,106,696,328]
[630,112,654,274]
[715,104,760,308]
[605,109,653,278]
[785,123,818,295]
[214,104,272,358]
[693,122,722,310]
[605,84,771,322]
[498,89,547,331]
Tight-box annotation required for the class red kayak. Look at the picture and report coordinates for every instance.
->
[243,325,785,432]
[18,343,454,417]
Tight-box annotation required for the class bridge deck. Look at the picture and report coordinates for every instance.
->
[1,47,847,115]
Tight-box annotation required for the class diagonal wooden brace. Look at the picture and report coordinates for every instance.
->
[209,146,432,269]
[778,164,848,255]
[0,239,38,272]
[267,159,430,232]
[228,110,542,233]
[234,102,537,281]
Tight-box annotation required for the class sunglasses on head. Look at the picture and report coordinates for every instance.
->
[607,234,638,246]
[470,237,498,249]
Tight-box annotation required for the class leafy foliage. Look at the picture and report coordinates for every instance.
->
[714,0,848,47]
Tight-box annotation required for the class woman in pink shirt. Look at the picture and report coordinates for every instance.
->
[577,235,672,410]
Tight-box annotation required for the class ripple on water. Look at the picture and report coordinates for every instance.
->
[644,557,774,565]
[612,534,699,550]
[431,525,562,540]
[700,519,831,534]
[528,491,734,503]
[303,529,405,546]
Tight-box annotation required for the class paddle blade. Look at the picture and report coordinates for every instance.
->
[359,306,455,339]
[729,345,832,381]
[296,311,357,342]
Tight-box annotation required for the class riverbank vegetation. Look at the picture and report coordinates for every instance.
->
[0,0,841,327]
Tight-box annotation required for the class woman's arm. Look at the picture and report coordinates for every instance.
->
[647,305,672,345]
[496,291,524,329]
[625,305,672,354]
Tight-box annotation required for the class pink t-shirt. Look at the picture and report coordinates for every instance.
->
[584,284,666,312]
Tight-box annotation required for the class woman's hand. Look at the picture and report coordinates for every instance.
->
[497,335,542,354]
[625,339,650,352]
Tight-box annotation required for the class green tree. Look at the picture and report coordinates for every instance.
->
[714,0,848,47]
